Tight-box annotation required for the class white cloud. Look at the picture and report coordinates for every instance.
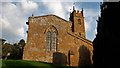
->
[84,9,98,31]
[17,27,24,37]
[0,17,10,28]
[85,21,90,32]
[42,2,65,19]
[84,16,94,32]
[41,1,73,20]
[0,1,38,43]
[20,0,38,14]
[1,2,24,43]
[94,28,97,36]
[83,9,99,41]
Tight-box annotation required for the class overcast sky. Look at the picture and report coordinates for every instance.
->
[0,0,101,43]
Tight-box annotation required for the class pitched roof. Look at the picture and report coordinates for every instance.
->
[29,14,71,23]
[67,32,92,46]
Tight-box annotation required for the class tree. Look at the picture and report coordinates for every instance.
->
[2,39,25,60]
[18,39,25,59]
[18,39,25,50]
[2,43,19,59]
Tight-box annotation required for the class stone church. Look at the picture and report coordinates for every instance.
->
[23,6,93,67]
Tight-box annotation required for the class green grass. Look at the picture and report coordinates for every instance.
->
[0,60,2,68]
[1,60,71,68]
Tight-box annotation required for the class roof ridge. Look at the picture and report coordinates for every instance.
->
[29,14,71,23]
[67,32,92,45]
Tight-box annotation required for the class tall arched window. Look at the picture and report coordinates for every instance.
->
[51,32,57,51]
[46,31,51,51]
[78,19,81,25]
[46,26,57,52]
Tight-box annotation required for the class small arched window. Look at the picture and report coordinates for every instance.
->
[46,26,57,52]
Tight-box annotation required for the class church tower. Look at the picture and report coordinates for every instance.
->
[70,6,86,38]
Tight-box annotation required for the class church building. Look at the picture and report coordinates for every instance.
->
[23,6,93,67]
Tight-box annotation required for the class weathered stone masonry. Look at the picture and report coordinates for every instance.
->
[23,7,93,67]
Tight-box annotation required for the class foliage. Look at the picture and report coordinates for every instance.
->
[2,39,25,60]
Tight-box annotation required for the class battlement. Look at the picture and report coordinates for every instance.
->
[69,6,85,38]
[71,10,83,17]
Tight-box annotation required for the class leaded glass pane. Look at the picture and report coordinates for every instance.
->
[51,32,57,51]
[46,31,51,51]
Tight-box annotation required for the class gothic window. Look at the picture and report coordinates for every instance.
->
[46,31,51,51]
[46,26,57,52]
[51,32,57,51]
[78,19,81,25]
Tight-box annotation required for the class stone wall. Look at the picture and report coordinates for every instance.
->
[23,15,93,67]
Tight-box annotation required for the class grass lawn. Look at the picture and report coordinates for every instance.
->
[1,60,71,68]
